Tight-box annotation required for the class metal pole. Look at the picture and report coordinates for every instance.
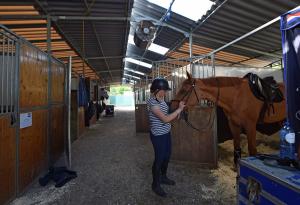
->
[6,37,9,112]
[67,56,72,168]
[47,15,52,166]
[211,54,215,77]
[15,39,20,195]
[189,32,193,58]
[158,64,160,77]
[11,40,15,113]
[0,33,3,113]
[152,63,154,80]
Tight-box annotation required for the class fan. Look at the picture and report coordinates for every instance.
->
[134,20,156,49]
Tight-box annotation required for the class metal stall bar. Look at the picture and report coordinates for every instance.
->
[157,63,160,78]
[67,56,72,168]
[0,24,20,196]
[206,57,209,78]
[211,54,215,77]
[172,62,177,97]
[10,40,15,113]
[5,34,8,113]
[47,15,52,166]
[15,38,20,196]
[0,33,4,114]
[7,38,11,112]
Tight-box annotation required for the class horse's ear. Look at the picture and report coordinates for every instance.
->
[186,71,192,81]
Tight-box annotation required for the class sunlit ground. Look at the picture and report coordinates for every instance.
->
[115,106,135,111]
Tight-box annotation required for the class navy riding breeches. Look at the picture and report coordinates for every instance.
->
[150,132,171,169]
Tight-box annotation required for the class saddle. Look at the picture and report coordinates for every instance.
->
[244,73,284,121]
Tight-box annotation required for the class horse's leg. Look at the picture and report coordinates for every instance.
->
[245,123,257,156]
[228,120,241,165]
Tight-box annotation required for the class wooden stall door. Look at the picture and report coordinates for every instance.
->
[0,26,18,204]
[18,43,49,192]
[19,110,48,191]
[78,107,85,137]
[171,106,217,168]
[50,106,65,164]
[71,90,78,142]
[135,104,149,133]
[50,60,66,164]
[0,116,16,205]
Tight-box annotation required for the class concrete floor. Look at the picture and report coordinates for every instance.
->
[10,107,236,205]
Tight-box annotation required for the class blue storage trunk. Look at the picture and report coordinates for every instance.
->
[238,157,300,205]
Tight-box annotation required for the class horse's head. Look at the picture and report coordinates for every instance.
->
[170,72,217,111]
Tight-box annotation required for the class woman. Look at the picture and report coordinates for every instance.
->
[147,78,185,197]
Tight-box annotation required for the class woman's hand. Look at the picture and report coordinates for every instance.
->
[178,101,186,111]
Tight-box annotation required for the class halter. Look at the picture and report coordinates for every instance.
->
[172,78,220,132]
[178,79,200,103]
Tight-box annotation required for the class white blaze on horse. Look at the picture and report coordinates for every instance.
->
[171,72,286,165]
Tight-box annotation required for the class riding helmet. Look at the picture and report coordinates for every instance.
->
[150,78,171,93]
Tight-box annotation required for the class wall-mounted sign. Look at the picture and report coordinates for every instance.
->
[20,112,32,129]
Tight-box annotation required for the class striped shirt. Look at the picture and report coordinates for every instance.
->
[147,97,171,136]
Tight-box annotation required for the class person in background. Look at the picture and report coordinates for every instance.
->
[99,87,109,111]
[147,78,185,197]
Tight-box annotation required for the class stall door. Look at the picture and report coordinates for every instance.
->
[0,28,18,204]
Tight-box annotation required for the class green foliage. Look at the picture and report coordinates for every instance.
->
[110,86,132,95]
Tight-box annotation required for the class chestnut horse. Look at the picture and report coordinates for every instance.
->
[171,72,286,164]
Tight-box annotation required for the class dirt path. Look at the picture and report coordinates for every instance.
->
[11,107,280,205]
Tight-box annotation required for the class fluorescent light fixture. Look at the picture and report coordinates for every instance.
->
[124,73,141,79]
[128,35,135,45]
[128,35,169,55]
[125,57,152,68]
[124,67,146,76]
[148,43,169,55]
[147,0,214,21]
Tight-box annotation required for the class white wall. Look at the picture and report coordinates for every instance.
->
[215,66,283,82]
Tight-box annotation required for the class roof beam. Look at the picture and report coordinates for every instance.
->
[55,16,130,21]
[0,15,130,21]
[208,16,281,57]
[97,70,123,73]
[168,50,244,65]
[34,0,103,83]
[82,0,113,81]
[133,7,281,59]
[86,55,124,60]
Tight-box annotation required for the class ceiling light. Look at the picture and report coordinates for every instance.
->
[124,67,146,75]
[125,57,152,68]
[124,73,141,79]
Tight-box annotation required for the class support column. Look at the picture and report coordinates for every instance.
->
[47,15,52,166]
[67,56,72,167]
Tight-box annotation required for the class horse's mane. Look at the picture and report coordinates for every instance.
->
[200,76,243,87]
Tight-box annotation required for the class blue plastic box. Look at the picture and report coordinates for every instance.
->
[238,157,300,204]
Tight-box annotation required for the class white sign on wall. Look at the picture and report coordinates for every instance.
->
[20,112,32,129]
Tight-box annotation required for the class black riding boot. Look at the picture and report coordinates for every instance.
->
[152,164,167,197]
[161,160,175,185]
